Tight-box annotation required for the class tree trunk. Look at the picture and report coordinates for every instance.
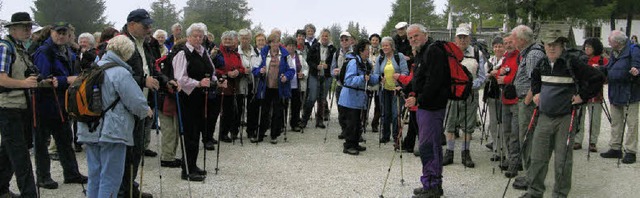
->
[626,12,632,36]
[610,12,616,31]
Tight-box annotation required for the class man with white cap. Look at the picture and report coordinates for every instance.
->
[393,22,412,64]
[442,23,486,168]
[332,31,353,138]
[524,27,604,198]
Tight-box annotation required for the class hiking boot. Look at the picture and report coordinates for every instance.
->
[573,143,582,150]
[461,150,475,168]
[220,136,233,143]
[414,149,420,157]
[181,172,205,182]
[37,178,58,189]
[338,133,345,139]
[0,191,20,198]
[504,165,518,178]
[292,126,301,132]
[412,187,440,198]
[622,153,636,164]
[161,159,182,168]
[204,141,216,150]
[442,149,454,166]
[343,147,359,155]
[589,143,597,152]
[192,167,207,176]
[512,176,528,190]
[64,175,88,184]
[600,149,622,158]
[413,185,443,196]
[270,138,278,144]
[355,145,367,151]
[316,122,326,129]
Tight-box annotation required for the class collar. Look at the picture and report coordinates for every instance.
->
[186,42,205,55]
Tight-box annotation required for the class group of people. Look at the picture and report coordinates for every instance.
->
[0,8,639,198]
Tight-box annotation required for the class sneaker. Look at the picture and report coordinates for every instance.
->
[144,149,158,157]
[63,175,88,184]
[512,176,528,190]
[573,143,582,150]
[343,147,359,155]
[622,153,636,164]
[600,149,622,158]
[160,160,181,168]
[204,141,216,150]
[181,172,205,182]
[37,179,58,189]
[588,143,597,152]
[461,150,475,168]
[442,149,454,166]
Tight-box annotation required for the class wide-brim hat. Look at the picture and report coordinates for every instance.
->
[540,28,569,44]
[4,12,35,27]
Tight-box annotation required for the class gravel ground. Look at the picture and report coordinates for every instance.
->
[9,90,640,198]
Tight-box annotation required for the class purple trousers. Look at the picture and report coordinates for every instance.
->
[417,108,445,189]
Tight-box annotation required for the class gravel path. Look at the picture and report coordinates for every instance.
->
[9,91,640,198]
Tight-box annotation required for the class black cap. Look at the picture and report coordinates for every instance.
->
[127,9,154,25]
[53,22,71,31]
[4,12,35,27]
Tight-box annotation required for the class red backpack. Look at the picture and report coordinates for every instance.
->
[434,41,473,100]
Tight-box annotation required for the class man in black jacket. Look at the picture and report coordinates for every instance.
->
[300,29,336,129]
[119,9,178,198]
[525,29,604,198]
[404,24,448,198]
[394,22,413,67]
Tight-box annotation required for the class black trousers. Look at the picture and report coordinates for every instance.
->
[218,95,239,138]
[119,116,150,197]
[403,111,418,151]
[202,96,221,144]
[34,116,82,181]
[288,89,302,129]
[178,91,206,174]
[246,93,261,138]
[259,89,284,139]
[0,108,37,197]
[341,106,363,149]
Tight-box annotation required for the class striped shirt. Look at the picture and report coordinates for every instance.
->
[173,43,216,95]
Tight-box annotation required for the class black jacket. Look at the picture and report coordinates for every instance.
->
[531,50,605,117]
[411,39,450,110]
[306,42,336,78]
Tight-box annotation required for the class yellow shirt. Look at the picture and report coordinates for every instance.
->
[384,59,395,90]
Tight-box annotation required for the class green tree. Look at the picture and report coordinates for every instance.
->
[32,0,109,34]
[150,0,181,32]
[329,23,342,47]
[183,0,252,39]
[381,0,443,36]
[346,21,361,41]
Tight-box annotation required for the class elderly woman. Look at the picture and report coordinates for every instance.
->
[368,33,382,132]
[213,31,246,142]
[575,38,609,152]
[77,33,97,70]
[96,27,119,56]
[77,35,152,198]
[284,37,309,132]
[254,33,267,53]
[252,34,295,144]
[374,36,409,145]
[153,29,169,56]
[238,29,262,141]
[174,23,224,181]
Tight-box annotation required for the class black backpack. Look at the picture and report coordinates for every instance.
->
[337,53,370,91]
[377,53,401,68]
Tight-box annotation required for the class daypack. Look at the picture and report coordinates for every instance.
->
[377,53,401,68]
[434,41,473,100]
[66,62,121,132]
[338,53,370,91]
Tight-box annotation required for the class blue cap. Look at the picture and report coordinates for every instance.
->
[127,9,154,25]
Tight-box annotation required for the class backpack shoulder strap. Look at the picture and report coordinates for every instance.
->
[474,46,480,63]
[394,53,401,65]
[0,39,16,67]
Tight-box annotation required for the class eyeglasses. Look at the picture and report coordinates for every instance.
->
[340,39,349,42]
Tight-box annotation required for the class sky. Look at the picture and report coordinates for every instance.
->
[1,0,448,35]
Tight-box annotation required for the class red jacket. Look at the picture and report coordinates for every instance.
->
[587,55,609,103]
[215,46,246,95]
[496,50,520,105]
[399,63,417,111]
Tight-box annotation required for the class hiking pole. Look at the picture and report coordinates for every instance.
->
[29,76,40,198]
[215,77,226,174]
[48,76,65,123]
[601,99,612,124]
[175,87,193,198]
[283,97,289,142]
[618,88,632,168]
[232,86,239,145]
[561,105,580,181]
[240,90,246,146]
[153,89,163,197]
[300,90,307,134]
[480,99,488,146]
[203,74,210,181]
[379,141,398,198]
[396,91,406,185]
[503,107,538,198]
[361,73,370,144]
[324,80,336,143]
[378,87,384,149]
[588,104,594,161]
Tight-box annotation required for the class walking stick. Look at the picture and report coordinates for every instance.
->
[283,97,289,142]
[561,105,581,180]
[588,104,594,161]
[618,84,632,168]
[138,76,149,198]
[153,89,163,197]
[503,107,538,198]
[203,74,209,179]
[396,91,406,185]
[215,77,226,174]
[324,80,336,143]
[175,88,193,198]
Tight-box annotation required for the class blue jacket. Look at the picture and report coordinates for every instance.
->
[252,45,295,99]
[33,37,77,119]
[338,54,380,110]
[605,41,640,105]
[77,51,150,146]
[373,52,409,87]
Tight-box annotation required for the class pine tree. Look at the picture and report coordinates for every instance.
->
[32,0,109,34]
[381,0,443,36]
[183,0,252,39]
[150,0,181,32]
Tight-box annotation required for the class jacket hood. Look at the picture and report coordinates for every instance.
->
[99,50,134,74]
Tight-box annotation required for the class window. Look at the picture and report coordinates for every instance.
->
[584,26,601,39]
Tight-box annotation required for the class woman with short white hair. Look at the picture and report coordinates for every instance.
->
[77,32,98,70]
[153,29,169,56]
[77,35,152,198]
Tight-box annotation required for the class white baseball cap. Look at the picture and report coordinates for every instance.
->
[340,31,351,38]
[395,22,408,30]
[455,23,471,36]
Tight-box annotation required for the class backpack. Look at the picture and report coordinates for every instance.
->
[65,62,121,132]
[338,53,370,91]
[0,39,17,93]
[377,53,401,69]
[434,41,473,100]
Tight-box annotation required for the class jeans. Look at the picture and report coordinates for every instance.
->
[381,90,399,141]
[85,142,126,198]
[302,75,332,124]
